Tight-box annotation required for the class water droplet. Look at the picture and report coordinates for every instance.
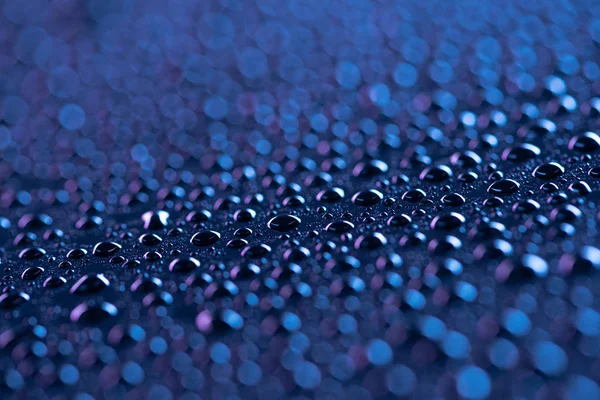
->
[190,230,221,247]
[325,220,355,233]
[0,291,30,309]
[569,132,600,153]
[18,247,46,260]
[569,181,592,196]
[92,241,122,257]
[441,193,466,207]
[351,189,383,206]
[70,274,110,295]
[66,248,88,259]
[186,210,212,223]
[241,244,271,258]
[267,215,301,232]
[43,276,67,288]
[487,179,520,196]
[17,213,53,230]
[502,144,541,162]
[141,210,170,230]
[419,165,453,182]
[352,160,389,177]
[387,214,412,227]
[138,233,163,246]
[354,232,388,249]
[316,187,345,202]
[70,301,118,323]
[533,162,565,179]
[450,151,482,168]
[233,208,257,222]
[168,257,200,273]
[402,189,426,202]
[21,266,44,280]
[430,212,466,230]
[512,199,540,214]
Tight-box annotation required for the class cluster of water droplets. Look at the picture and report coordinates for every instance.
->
[2,0,600,398]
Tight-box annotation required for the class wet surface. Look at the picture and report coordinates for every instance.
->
[2,0,600,399]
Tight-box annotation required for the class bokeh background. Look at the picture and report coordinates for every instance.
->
[1,0,599,203]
